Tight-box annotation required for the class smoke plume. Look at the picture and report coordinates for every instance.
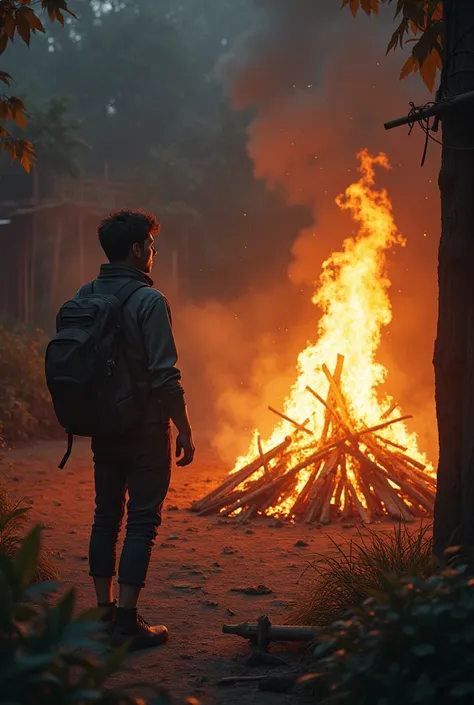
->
[179,0,440,465]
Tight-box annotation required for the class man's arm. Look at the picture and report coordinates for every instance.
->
[141,294,195,466]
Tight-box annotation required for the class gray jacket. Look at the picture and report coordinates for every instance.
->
[79,263,184,422]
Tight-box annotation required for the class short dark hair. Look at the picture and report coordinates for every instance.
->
[98,209,161,262]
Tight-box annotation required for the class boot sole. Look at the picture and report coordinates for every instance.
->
[110,629,169,651]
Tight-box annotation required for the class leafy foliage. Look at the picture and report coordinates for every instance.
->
[0,327,59,440]
[0,0,75,171]
[0,525,178,705]
[292,523,434,625]
[0,481,58,584]
[2,0,309,303]
[342,0,443,91]
[302,565,474,705]
[28,96,88,177]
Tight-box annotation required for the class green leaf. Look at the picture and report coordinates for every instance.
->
[450,682,474,697]
[55,587,75,629]
[13,603,38,622]
[69,691,102,702]
[24,580,60,600]
[85,641,131,688]
[16,653,57,670]
[14,526,41,587]
[411,643,436,657]
[411,672,437,701]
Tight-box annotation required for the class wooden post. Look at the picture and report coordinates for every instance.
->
[434,1,474,557]
[30,167,39,323]
[78,178,85,286]
[50,211,63,313]
[22,231,29,325]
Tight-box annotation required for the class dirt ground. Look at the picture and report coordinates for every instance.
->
[1,438,366,704]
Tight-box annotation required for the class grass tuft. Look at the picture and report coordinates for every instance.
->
[292,522,434,626]
[0,482,58,583]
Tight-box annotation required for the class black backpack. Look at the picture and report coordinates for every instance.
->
[45,279,147,468]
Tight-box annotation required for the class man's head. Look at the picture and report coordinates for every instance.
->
[98,209,161,274]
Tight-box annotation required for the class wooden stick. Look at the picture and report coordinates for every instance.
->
[306,386,354,440]
[239,504,258,522]
[258,435,272,480]
[305,448,340,523]
[369,470,413,521]
[356,462,383,519]
[320,472,337,525]
[307,448,341,502]
[218,446,334,517]
[306,474,332,524]
[393,450,429,473]
[365,453,434,513]
[191,436,292,512]
[288,461,321,518]
[305,388,413,448]
[267,406,314,435]
[197,477,268,516]
[346,479,371,524]
[390,459,437,503]
[373,434,408,452]
[332,458,346,515]
[321,363,354,431]
[346,445,413,521]
[319,354,345,445]
[367,441,436,501]
[340,482,354,520]
[381,402,398,419]
[358,415,413,438]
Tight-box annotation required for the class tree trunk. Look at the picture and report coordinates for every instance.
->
[433,1,474,557]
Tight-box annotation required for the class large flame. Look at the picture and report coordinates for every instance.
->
[231,149,433,514]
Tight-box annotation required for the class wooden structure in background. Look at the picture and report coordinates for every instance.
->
[0,168,180,329]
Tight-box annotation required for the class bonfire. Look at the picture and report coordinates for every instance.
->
[193,150,436,524]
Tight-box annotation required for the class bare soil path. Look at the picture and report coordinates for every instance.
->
[1,438,361,704]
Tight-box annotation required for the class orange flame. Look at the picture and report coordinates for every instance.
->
[231,149,433,515]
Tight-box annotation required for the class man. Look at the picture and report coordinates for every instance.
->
[85,209,195,650]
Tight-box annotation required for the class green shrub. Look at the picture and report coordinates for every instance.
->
[0,326,59,440]
[0,525,176,705]
[302,566,474,705]
[0,482,58,584]
[293,523,434,626]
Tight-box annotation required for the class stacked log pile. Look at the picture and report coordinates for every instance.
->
[192,355,436,524]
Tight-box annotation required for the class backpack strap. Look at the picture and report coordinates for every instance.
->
[77,282,95,297]
[113,280,148,308]
[58,432,73,470]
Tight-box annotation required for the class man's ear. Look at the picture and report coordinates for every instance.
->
[131,242,141,258]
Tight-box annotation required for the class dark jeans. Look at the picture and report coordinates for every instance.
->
[89,423,171,588]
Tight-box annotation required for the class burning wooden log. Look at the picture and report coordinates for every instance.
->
[193,354,436,524]
[191,436,292,513]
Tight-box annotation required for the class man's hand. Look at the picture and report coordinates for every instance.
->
[175,431,195,467]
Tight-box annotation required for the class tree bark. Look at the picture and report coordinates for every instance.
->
[433,1,474,557]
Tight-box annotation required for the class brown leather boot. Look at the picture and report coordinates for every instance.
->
[110,607,168,650]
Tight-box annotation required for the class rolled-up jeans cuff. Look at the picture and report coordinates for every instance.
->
[118,578,146,589]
